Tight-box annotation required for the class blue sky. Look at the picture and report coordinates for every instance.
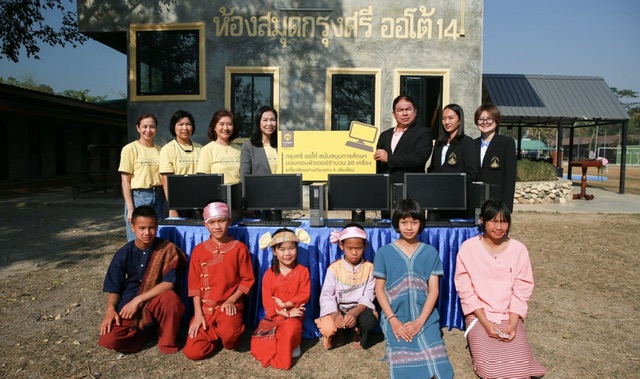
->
[1,0,639,102]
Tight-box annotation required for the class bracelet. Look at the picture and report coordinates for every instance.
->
[387,314,397,321]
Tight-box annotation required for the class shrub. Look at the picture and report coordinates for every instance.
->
[517,159,557,182]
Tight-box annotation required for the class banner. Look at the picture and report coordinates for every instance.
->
[278,121,380,181]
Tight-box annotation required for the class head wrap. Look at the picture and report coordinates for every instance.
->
[329,226,368,243]
[259,229,311,250]
[203,202,231,222]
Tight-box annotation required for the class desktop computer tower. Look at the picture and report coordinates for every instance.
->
[309,182,327,227]
[390,182,404,215]
[468,182,490,225]
[219,182,244,223]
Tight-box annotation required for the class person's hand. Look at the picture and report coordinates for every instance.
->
[332,312,346,329]
[272,296,287,309]
[403,319,424,338]
[288,304,306,318]
[373,149,388,163]
[220,300,237,316]
[389,317,412,342]
[504,321,518,341]
[480,320,503,340]
[100,307,120,335]
[343,311,357,329]
[126,208,134,225]
[188,313,207,338]
[168,209,179,218]
[119,297,142,320]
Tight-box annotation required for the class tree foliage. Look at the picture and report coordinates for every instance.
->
[1,75,108,102]
[0,0,88,62]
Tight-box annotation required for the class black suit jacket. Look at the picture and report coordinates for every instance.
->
[474,134,517,212]
[429,135,479,181]
[376,124,433,183]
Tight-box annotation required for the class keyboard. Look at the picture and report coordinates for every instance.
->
[160,218,203,225]
[424,220,476,228]
[238,220,302,227]
[325,220,392,228]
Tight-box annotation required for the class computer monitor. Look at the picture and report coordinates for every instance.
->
[243,174,303,219]
[167,174,224,211]
[404,173,467,216]
[328,174,390,222]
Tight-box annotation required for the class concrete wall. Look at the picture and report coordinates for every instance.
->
[79,0,483,145]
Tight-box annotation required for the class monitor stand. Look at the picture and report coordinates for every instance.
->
[265,209,283,221]
[351,210,366,223]
[426,210,442,222]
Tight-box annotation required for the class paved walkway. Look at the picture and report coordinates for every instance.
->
[0,185,639,214]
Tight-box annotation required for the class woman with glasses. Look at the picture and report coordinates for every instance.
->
[474,104,517,212]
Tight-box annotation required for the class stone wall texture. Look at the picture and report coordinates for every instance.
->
[514,179,573,204]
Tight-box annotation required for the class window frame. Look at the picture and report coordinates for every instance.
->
[325,68,381,131]
[129,23,206,102]
[225,66,280,138]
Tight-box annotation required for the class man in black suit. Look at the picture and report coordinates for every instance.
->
[374,95,433,184]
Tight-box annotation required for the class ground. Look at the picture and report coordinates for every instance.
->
[0,203,638,378]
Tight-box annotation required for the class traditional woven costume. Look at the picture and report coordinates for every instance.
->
[373,242,454,379]
[315,227,378,349]
[182,203,255,360]
[98,238,187,354]
[455,236,546,379]
[251,230,311,370]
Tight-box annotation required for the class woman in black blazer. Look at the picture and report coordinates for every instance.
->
[430,103,478,180]
[474,104,517,212]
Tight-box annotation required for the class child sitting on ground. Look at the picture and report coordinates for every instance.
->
[98,205,187,354]
[182,201,255,360]
[315,223,378,349]
[454,199,546,378]
[251,228,311,370]
[374,199,454,378]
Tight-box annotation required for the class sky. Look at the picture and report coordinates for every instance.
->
[1,0,639,101]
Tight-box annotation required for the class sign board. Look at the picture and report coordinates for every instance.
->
[278,121,380,181]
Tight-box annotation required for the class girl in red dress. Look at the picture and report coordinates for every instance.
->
[250,228,311,370]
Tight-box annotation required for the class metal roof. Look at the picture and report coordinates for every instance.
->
[483,74,630,126]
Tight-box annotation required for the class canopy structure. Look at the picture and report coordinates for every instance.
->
[483,74,631,193]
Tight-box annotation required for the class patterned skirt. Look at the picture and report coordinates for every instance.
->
[465,316,546,379]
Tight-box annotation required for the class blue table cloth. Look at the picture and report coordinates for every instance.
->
[157,221,478,338]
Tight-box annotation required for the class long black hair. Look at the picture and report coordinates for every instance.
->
[436,103,465,146]
[270,228,298,275]
[249,106,278,148]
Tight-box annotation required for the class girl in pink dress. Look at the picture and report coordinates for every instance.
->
[455,199,546,378]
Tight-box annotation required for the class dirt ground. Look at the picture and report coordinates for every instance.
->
[0,202,638,378]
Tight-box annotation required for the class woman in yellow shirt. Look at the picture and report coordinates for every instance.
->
[197,109,241,184]
[118,113,164,241]
[160,110,203,217]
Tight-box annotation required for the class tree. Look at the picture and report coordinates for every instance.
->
[58,89,108,102]
[0,75,54,94]
[0,0,87,63]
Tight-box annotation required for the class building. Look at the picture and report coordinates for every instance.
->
[77,0,483,144]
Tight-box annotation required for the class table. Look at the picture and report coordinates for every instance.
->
[569,159,603,200]
[158,221,478,338]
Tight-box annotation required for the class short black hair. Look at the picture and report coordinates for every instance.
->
[478,199,511,234]
[169,110,196,137]
[391,199,425,234]
[132,205,157,221]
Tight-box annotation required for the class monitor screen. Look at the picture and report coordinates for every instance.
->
[167,174,224,210]
[328,174,390,211]
[243,174,303,210]
[403,173,467,210]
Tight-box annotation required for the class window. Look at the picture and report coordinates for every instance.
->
[326,68,381,131]
[225,67,279,138]
[130,23,205,102]
[394,69,450,137]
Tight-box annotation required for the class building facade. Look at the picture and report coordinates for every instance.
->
[78,0,483,145]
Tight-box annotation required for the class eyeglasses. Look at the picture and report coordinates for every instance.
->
[477,118,495,125]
